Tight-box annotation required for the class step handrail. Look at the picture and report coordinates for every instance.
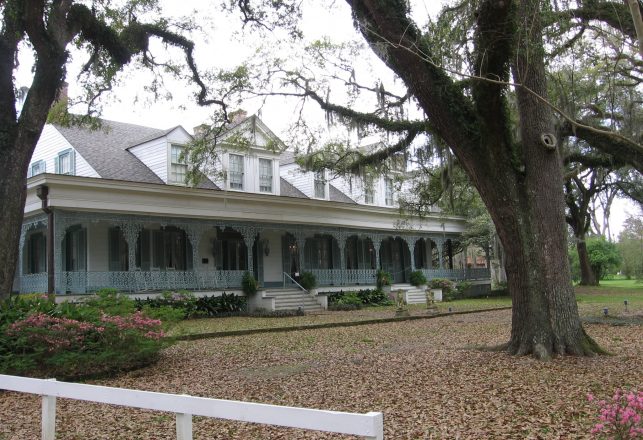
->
[283,272,309,294]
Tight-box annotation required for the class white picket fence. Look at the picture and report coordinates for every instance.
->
[0,374,383,439]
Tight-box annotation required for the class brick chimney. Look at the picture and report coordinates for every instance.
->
[229,109,248,124]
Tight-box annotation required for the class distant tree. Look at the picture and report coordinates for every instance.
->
[618,212,643,280]
[570,237,621,283]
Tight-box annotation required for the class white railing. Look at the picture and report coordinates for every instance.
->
[0,374,383,440]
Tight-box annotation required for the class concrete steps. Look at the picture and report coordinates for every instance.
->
[267,289,325,313]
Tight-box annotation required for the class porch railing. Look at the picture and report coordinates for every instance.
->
[19,267,491,294]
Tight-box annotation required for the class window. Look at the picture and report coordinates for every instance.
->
[26,232,46,274]
[30,160,46,177]
[170,144,187,184]
[385,177,394,206]
[56,149,75,175]
[108,227,128,271]
[259,158,273,193]
[136,227,192,271]
[229,154,244,190]
[314,170,326,198]
[364,177,374,204]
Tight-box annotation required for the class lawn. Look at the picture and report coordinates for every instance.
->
[168,284,642,337]
[1,308,640,439]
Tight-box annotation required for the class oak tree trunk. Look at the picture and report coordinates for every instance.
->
[576,237,598,286]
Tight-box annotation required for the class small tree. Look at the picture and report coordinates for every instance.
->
[586,237,621,282]
[618,213,643,280]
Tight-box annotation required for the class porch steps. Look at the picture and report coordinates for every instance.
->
[268,289,325,313]
[391,284,427,305]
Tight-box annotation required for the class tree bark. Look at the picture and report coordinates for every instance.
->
[348,0,603,358]
[576,237,598,286]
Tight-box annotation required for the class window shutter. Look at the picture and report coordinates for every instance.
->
[78,229,87,271]
[54,156,60,174]
[332,237,341,270]
[70,149,76,175]
[140,229,150,271]
[108,228,120,271]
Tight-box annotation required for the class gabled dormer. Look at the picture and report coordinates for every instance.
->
[214,113,282,196]
[127,125,193,185]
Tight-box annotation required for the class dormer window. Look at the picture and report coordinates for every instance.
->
[259,158,273,193]
[55,149,75,175]
[170,144,187,184]
[364,176,374,204]
[229,154,244,190]
[385,177,394,206]
[30,160,46,177]
[314,170,326,199]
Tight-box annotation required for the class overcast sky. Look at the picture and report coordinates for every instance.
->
[14,0,640,237]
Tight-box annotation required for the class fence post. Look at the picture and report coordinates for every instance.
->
[176,412,193,440]
[364,411,384,440]
[41,379,56,440]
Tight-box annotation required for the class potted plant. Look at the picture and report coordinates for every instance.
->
[429,278,454,302]
[241,272,258,296]
[376,269,392,294]
[409,270,427,288]
[299,272,317,291]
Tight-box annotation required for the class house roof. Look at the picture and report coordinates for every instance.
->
[54,119,219,189]
[280,178,308,199]
[330,184,357,204]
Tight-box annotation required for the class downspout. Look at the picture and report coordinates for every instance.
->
[36,186,54,294]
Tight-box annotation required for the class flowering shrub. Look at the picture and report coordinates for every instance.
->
[0,293,168,380]
[587,389,643,439]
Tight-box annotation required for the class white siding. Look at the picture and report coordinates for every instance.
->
[261,230,283,283]
[129,137,168,183]
[280,163,314,198]
[29,125,100,178]
[87,222,109,272]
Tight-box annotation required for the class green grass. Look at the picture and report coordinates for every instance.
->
[168,284,643,337]
[593,278,643,289]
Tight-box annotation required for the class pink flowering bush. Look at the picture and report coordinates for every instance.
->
[587,389,643,439]
[0,293,168,379]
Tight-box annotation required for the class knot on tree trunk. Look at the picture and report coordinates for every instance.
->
[541,133,558,151]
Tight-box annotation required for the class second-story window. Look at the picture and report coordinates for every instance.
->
[30,160,46,177]
[170,144,187,184]
[259,158,273,193]
[56,149,75,175]
[229,154,244,190]
[385,177,394,206]
[314,170,326,198]
[364,176,374,204]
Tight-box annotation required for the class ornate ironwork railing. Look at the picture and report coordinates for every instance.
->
[344,269,377,285]
[19,273,48,294]
[52,270,246,294]
[419,268,490,281]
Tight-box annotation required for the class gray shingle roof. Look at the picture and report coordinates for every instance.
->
[329,184,357,204]
[55,120,166,184]
[280,178,308,199]
[54,119,219,189]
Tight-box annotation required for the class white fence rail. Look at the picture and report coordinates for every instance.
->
[0,374,383,439]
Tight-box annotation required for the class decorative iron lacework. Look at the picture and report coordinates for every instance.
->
[20,209,473,294]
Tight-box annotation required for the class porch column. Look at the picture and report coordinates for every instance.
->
[53,213,67,294]
[120,222,142,272]
[372,235,382,269]
[336,233,346,285]
[186,225,206,271]
[293,231,307,272]
[434,237,444,270]
[406,236,419,271]
[18,226,26,292]
[239,227,257,274]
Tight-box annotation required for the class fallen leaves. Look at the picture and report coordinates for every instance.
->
[0,309,641,439]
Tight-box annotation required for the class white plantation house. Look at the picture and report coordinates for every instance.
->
[15,112,490,310]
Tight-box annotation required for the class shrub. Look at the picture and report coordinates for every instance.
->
[430,278,455,301]
[587,389,643,439]
[409,271,427,287]
[455,281,472,299]
[241,272,258,296]
[299,272,317,290]
[325,289,392,307]
[376,270,392,289]
[336,291,362,307]
[1,311,166,380]
[135,292,246,318]
[83,289,136,317]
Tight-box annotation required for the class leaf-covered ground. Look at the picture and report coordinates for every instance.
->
[1,308,642,439]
